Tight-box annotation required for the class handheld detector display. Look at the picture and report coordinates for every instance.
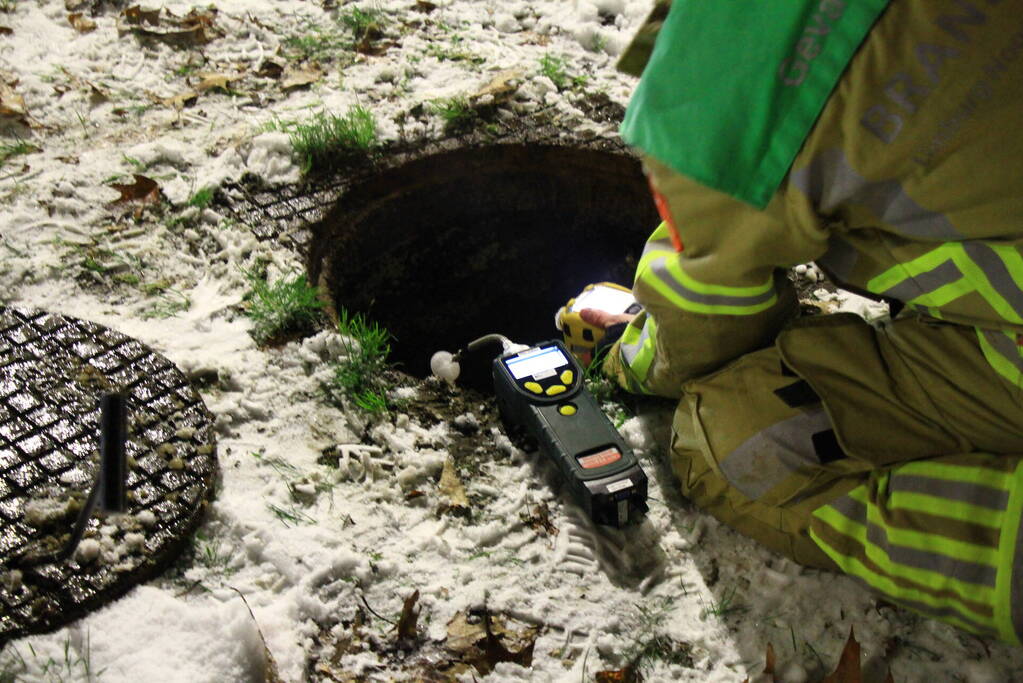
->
[493,339,648,528]
[505,346,570,381]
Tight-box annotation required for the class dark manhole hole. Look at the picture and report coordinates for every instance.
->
[308,142,659,378]
[0,307,217,644]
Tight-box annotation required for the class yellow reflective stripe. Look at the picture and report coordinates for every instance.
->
[811,507,998,633]
[638,258,778,315]
[618,316,657,394]
[995,460,1023,645]
[660,257,774,298]
[849,486,998,600]
[888,490,1005,529]
[977,329,1023,387]
[868,247,950,293]
[868,244,1023,325]
[894,459,1012,491]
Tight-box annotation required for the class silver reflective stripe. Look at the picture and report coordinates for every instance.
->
[641,237,676,258]
[790,149,963,240]
[649,257,776,308]
[980,328,1023,375]
[816,237,860,281]
[829,495,999,589]
[962,242,1023,320]
[880,258,962,301]
[720,405,831,500]
[889,474,1010,511]
[864,523,998,588]
[823,495,1000,636]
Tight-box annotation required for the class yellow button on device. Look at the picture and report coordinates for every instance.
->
[524,381,543,394]
[558,404,577,416]
[546,384,567,396]
[560,370,574,385]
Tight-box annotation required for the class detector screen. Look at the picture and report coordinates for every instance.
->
[505,346,569,380]
[569,285,635,314]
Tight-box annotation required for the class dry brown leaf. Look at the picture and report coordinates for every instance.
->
[821,627,862,683]
[445,612,485,654]
[122,5,161,26]
[162,90,199,109]
[108,174,160,205]
[256,61,284,79]
[0,82,29,125]
[68,13,97,33]
[0,26,12,36]
[281,65,322,91]
[764,642,776,677]
[439,458,469,510]
[473,69,522,104]
[396,590,420,641]
[196,72,242,93]
[119,5,221,48]
[521,503,558,537]
[444,609,538,676]
[466,609,536,676]
[595,666,643,683]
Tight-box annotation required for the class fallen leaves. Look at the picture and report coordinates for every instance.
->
[445,608,537,676]
[821,628,861,683]
[596,666,644,683]
[521,502,558,537]
[0,80,30,127]
[109,174,160,205]
[438,458,469,512]
[118,5,222,48]
[754,627,895,683]
[68,12,97,33]
[396,590,421,642]
[196,71,243,93]
[280,65,323,92]
[108,174,162,219]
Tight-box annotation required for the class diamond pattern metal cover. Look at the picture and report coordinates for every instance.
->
[0,307,217,644]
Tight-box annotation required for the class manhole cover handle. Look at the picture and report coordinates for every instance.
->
[99,392,127,514]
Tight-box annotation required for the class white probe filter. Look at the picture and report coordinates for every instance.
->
[430,351,461,384]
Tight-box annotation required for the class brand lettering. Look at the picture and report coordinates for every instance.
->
[860,0,997,144]
[778,0,847,87]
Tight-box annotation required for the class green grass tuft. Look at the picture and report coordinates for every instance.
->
[338,7,386,41]
[0,141,38,168]
[243,268,325,345]
[430,96,477,132]
[187,187,215,209]
[539,53,588,91]
[268,106,379,175]
[325,309,394,414]
[283,25,351,62]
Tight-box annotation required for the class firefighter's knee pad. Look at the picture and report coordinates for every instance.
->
[670,345,863,570]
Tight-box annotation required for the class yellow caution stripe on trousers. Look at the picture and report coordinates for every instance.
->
[810,454,1023,644]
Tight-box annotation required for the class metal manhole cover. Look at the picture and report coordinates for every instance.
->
[0,306,217,644]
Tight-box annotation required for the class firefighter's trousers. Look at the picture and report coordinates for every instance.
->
[672,312,1023,643]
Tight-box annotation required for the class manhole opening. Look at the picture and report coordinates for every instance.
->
[309,143,659,379]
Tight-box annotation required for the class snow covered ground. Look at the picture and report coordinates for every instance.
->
[2,1,1022,681]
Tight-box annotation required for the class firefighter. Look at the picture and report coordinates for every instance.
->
[594,0,1023,643]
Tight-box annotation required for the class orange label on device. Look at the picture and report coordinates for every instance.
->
[578,447,622,469]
